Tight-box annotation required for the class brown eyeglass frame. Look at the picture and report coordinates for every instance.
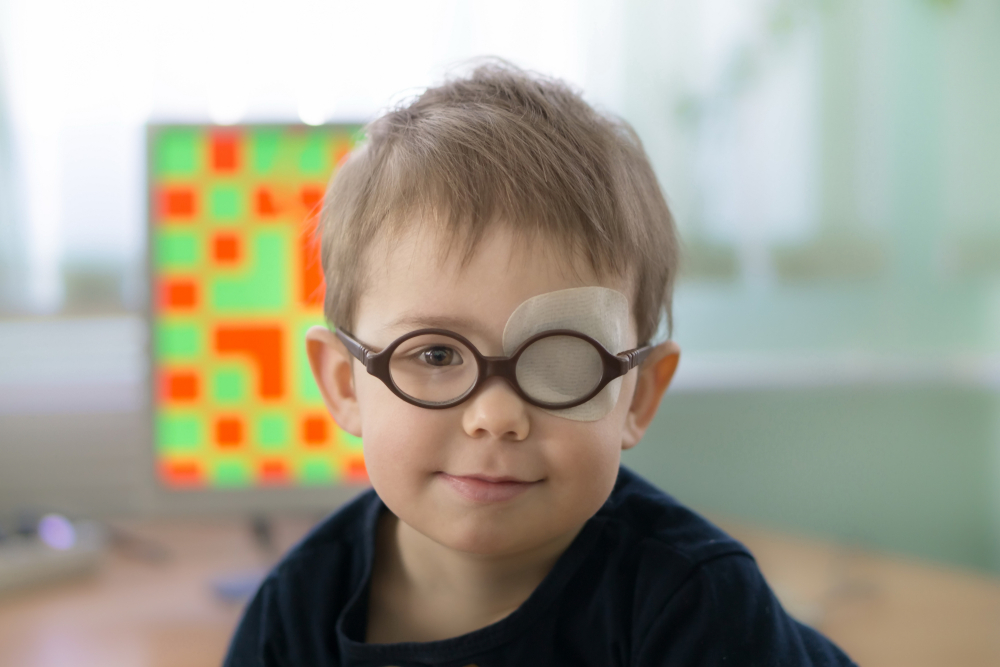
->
[334,327,653,410]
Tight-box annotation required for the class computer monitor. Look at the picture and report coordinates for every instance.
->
[143,123,369,514]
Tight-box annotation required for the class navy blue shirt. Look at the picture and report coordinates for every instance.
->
[225,467,857,666]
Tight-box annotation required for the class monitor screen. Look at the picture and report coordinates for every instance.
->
[148,124,367,492]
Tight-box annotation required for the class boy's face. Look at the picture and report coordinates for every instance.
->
[307,221,678,557]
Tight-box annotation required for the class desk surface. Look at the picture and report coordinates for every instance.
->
[0,516,997,667]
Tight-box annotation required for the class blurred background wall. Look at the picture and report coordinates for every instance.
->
[620,0,1000,573]
[1,0,998,572]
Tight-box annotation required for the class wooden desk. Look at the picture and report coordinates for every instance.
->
[0,518,316,667]
[0,517,997,667]
[717,520,1000,667]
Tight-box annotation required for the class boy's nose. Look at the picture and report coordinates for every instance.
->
[461,377,530,442]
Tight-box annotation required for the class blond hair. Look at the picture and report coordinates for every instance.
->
[320,61,678,344]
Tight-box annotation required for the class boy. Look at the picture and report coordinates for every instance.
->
[225,63,856,666]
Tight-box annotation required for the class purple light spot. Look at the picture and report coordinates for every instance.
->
[38,514,76,550]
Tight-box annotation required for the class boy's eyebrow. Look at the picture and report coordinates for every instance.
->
[383,313,494,338]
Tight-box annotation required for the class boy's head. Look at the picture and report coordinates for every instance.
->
[306,62,681,557]
[320,61,678,345]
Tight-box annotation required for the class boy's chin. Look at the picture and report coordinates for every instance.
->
[426,525,519,556]
[415,518,552,558]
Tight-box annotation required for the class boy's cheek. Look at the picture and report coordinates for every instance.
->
[355,376,419,438]
[534,414,625,479]
[358,389,452,471]
[360,419,440,506]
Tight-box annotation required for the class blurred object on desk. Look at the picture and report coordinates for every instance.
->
[0,515,105,596]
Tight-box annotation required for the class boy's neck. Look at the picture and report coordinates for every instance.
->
[366,510,582,643]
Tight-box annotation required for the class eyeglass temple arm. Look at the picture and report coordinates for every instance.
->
[618,345,654,372]
[334,328,372,366]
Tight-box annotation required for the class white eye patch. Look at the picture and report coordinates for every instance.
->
[502,286,630,422]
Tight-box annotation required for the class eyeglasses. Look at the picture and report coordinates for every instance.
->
[335,327,652,410]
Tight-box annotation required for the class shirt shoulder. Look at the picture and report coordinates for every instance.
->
[635,553,858,666]
[598,465,752,565]
[594,468,856,666]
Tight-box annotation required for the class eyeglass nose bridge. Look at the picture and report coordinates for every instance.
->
[481,355,519,381]
[474,355,525,399]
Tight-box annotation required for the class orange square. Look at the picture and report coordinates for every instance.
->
[164,280,197,308]
[260,459,289,483]
[300,185,323,212]
[213,233,240,263]
[167,372,198,400]
[163,188,195,217]
[163,460,202,486]
[255,187,279,216]
[216,418,243,447]
[345,457,368,482]
[211,133,239,172]
[302,416,327,444]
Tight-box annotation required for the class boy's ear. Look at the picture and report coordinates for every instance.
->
[305,326,362,437]
[622,341,680,450]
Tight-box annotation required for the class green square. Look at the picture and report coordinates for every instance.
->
[297,320,325,402]
[156,322,202,360]
[212,459,252,487]
[212,367,247,403]
[156,414,205,453]
[299,133,327,174]
[251,129,281,174]
[156,229,200,269]
[256,413,290,450]
[339,430,363,452]
[209,185,243,221]
[155,129,200,176]
[300,459,333,485]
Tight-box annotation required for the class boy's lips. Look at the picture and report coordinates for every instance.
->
[438,472,539,503]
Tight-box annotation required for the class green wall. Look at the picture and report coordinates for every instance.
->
[624,386,999,573]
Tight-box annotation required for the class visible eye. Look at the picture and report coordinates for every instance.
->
[420,346,463,367]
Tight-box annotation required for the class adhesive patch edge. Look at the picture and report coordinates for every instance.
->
[502,287,630,421]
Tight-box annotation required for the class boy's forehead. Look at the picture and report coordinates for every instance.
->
[356,221,632,341]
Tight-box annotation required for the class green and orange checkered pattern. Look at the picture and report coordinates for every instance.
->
[150,124,367,489]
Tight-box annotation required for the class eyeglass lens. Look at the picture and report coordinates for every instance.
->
[514,334,603,404]
[387,332,604,406]
[388,333,480,405]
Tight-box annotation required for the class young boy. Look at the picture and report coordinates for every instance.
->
[225,63,856,666]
